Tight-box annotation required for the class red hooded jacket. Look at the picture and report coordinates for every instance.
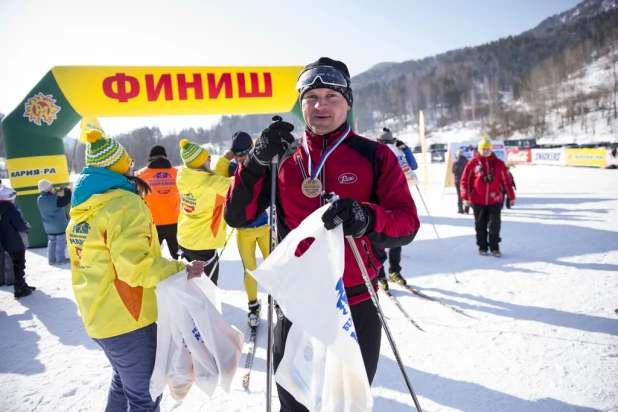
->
[224,123,420,305]
[460,153,515,206]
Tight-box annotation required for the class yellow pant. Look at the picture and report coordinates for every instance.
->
[236,225,270,302]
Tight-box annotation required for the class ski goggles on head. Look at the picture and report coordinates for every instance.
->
[295,66,349,91]
[232,149,250,157]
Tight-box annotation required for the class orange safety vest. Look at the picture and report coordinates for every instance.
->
[136,166,180,226]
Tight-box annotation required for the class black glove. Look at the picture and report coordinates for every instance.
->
[322,198,375,238]
[395,139,407,151]
[249,119,295,167]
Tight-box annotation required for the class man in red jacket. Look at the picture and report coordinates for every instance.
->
[224,57,420,411]
[460,138,516,257]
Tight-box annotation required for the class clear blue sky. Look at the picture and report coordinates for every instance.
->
[0,0,583,135]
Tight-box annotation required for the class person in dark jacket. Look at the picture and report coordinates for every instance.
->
[461,138,516,257]
[503,165,517,209]
[222,131,269,327]
[0,186,35,298]
[36,179,71,265]
[452,149,469,214]
[224,57,420,411]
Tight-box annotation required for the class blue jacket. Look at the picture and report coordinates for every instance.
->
[37,189,72,235]
[0,201,29,252]
[228,160,268,228]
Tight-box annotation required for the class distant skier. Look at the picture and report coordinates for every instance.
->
[452,149,469,214]
[220,131,270,327]
[375,127,418,290]
[503,164,517,209]
[461,137,516,257]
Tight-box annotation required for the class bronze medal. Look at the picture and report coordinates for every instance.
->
[301,178,322,198]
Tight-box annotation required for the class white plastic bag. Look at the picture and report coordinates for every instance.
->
[150,270,244,401]
[150,271,194,401]
[249,206,373,412]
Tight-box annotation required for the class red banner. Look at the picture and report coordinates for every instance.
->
[506,149,532,164]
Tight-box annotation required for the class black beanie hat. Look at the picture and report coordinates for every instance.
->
[299,57,353,107]
[149,145,167,158]
[231,131,253,153]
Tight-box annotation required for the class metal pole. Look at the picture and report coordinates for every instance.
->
[346,236,423,412]
[415,185,460,283]
[322,190,422,411]
[265,152,278,412]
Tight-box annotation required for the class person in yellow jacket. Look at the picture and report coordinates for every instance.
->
[221,131,269,327]
[67,130,205,411]
[177,139,233,285]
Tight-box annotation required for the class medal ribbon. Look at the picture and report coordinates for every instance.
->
[302,125,351,180]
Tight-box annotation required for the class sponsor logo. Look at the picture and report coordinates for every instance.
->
[534,152,561,161]
[75,247,82,259]
[153,171,172,178]
[73,222,91,234]
[506,150,531,163]
[303,344,314,362]
[23,92,61,126]
[338,173,357,184]
[180,192,196,213]
[10,168,57,178]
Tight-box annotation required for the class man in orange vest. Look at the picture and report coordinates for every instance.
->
[136,145,180,260]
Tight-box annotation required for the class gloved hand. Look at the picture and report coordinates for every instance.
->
[395,139,407,151]
[322,198,375,238]
[249,119,295,167]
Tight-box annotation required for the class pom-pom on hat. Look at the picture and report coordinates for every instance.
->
[179,139,209,169]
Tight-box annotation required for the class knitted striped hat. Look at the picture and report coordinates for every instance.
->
[85,130,133,175]
[179,139,209,168]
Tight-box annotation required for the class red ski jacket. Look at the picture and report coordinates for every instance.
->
[460,153,515,206]
[224,123,420,305]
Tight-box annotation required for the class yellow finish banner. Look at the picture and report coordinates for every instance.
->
[7,155,69,194]
[52,66,304,117]
[565,148,606,167]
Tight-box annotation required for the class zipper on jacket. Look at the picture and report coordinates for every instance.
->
[319,137,326,207]
[361,239,378,277]
[484,158,489,205]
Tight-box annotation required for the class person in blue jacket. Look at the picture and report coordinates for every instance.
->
[376,127,418,290]
[36,179,72,265]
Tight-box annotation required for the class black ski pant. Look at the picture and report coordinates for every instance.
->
[376,247,402,280]
[273,297,382,412]
[455,178,464,213]
[156,224,179,260]
[7,250,26,289]
[178,246,218,285]
[472,203,502,251]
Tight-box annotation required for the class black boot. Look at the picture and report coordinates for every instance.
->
[14,284,33,299]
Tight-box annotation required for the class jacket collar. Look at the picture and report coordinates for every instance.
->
[147,157,172,168]
[304,122,351,147]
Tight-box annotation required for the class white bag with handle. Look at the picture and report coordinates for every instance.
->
[150,271,244,401]
[248,205,373,412]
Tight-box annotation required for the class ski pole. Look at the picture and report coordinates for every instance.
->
[415,185,460,283]
[323,192,423,412]
[206,228,236,280]
[265,115,283,412]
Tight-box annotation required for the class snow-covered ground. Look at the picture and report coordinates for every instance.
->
[1,164,617,412]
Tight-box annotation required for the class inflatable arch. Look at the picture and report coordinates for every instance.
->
[2,65,355,247]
